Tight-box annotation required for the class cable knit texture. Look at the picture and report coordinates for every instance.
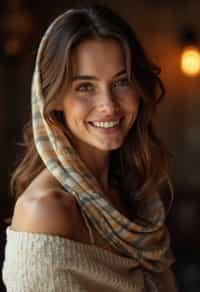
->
[2,226,177,292]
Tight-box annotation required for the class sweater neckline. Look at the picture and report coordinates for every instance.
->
[6,226,135,265]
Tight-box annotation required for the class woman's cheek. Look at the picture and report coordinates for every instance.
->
[120,94,139,110]
[72,97,94,114]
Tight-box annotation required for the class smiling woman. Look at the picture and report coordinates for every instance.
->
[57,39,140,157]
[2,4,177,292]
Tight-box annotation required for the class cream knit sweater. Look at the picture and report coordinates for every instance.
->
[2,226,178,292]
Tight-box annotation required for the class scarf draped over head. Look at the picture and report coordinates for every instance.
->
[31,10,175,290]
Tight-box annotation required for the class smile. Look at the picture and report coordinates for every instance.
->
[90,120,120,128]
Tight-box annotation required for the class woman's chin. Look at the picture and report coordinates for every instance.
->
[93,140,123,152]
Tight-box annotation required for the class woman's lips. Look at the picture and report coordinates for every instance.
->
[88,118,124,134]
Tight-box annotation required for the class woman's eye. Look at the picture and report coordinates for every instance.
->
[75,83,94,92]
[113,78,130,88]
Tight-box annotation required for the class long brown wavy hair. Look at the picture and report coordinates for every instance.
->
[10,5,173,213]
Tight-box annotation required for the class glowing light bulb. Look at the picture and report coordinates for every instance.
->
[181,46,200,77]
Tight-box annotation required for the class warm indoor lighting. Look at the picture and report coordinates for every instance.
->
[181,46,200,77]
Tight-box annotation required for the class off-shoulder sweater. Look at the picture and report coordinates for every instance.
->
[2,223,178,292]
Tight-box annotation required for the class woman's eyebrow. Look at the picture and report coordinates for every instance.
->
[72,69,127,81]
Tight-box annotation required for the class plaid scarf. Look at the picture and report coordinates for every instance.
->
[31,10,174,286]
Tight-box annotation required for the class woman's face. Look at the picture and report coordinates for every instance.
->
[59,39,140,152]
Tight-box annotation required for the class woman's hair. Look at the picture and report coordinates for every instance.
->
[10,4,173,211]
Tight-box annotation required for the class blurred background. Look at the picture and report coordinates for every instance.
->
[0,0,200,291]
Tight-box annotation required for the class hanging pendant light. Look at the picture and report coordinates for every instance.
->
[179,26,200,77]
[181,46,200,77]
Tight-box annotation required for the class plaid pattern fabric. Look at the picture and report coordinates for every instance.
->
[31,11,174,277]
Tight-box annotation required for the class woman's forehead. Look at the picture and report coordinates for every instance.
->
[71,39,127,79]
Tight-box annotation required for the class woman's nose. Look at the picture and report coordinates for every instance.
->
[97,89,120,114]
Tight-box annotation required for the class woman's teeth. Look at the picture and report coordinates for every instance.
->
[90,120,120,128]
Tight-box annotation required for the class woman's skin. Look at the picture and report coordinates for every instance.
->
[56,39,140,195]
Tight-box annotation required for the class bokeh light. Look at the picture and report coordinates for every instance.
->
[181,46,200,77]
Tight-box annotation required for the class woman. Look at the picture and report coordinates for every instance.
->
[2,4,177,291]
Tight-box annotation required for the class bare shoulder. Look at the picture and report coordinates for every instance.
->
[11,169,77,239]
